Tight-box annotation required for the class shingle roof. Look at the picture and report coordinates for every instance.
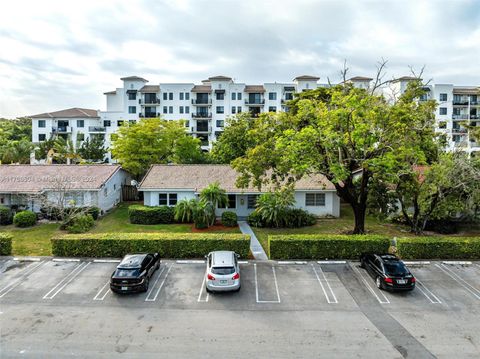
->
[103,90,117,95]
[120,76,148,82]
[453,87,480,95]
[139,165,335,192]
[348,76,373,81]
[293,75,320,81]
[391,76,420,83]
[208,75,232,81]
[244,85,266,93]
[0,165,122,193]
[191,85,212,93]
[30,108,98,119]
[139,85,160,93]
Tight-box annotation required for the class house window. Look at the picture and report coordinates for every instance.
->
[38,134,46,141]
[232,92,236,100]
[180,106,184,114]
[247,195,259,209]
[305,193,325,206]
[184,120,189,127]
[103,120,111,127]
[237,93,242,100]
[180,92,184,100]
[216,106,224,114]
[77,133,85,141]
[269,92,277,100]
[269,106,277,112]
[440,93,448,102]
[285,92,293,100]
[237,106,242,113]
[169,193,177,206]
[438,121,447,129]
[77,120,84,127]
[219,194,236,209]
[169,93,173,100]
[117,120,124,126]
[216,120,224,127]
[439,107,447,115]
[159,193,177,206]
[38,120,46,128]
[216,92,224,100]
[159,193,168,205]
[186,93,190,100]
[185,106,190,114]
[128,92,136,100]
[128,106,136,114]
[104,187,108,197]
[232,106,236,114]
[169,106,173,114]
[163,106,168,114]
[163,93,167,100]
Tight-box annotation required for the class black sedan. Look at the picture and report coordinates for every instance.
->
[110,253,161,293]
[360,254,415,291]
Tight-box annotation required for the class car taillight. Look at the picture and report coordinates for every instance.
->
[411,277,416,283]
[384,277,393,283]
[207,273,215,280]
[232,273,240,280]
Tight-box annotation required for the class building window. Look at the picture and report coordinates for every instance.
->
[180,106,184,114]
[216,92,224,100]
[169,92,173,100]
[128,92,136,100]
[38,120,46,128]
[128,106,136,114]
[439,107,447,115]
[104,120,111,127]
[269,92,277,100]
[237,106,242,113]
[247,195,259,209]
[159,193,168,205]
[186,93,190,100]
[438,121,447,129]
[218,194,236,209]
[268,106,277,112]
[440,93,448,102]
[232,92,236,100]
[104,187,108,197]
[216,106,224,114]
[216,120,224,127]
[185,106,190,114]
[163,106,168,114]
[232,107,236,114]
[305,193,325,206]
[169,106,173,114]
[77,133,85,141]
[163,93,167,100]
[129,120,136,125]
[76,120,84,128]
[169,193,177,206]
[117,120,124,126]
[184,120,189,127]
[38,134,46,141]
[237,93,242,100]
[285,92,293,100]
[180,92,184,100]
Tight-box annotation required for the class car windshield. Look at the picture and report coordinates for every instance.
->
[115,268,140,277]
[384,262,409,276]
[211,266,235,275]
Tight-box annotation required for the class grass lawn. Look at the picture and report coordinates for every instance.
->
[2,223,61,256]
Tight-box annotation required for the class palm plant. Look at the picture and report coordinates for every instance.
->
[193,199,215,229]
[174,198,198,223]
[255,187,295,228]
[54,137,82,164]
[200,182,228,225]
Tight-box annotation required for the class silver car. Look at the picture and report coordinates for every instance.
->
[205,251,241,293]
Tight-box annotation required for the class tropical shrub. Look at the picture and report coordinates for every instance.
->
[0,206,13,225]
[221,211,238,227]
[193,200,214,229]
[0,233,12,255]
[174,199,198,223]
[13,210,37,228]
[128,205,174,224]
[66,214,95,233]
[200,182,228,225]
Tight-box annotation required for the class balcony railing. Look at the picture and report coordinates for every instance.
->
[191,126,211,133]
[139,98,160,105]
[245,99,265,106]
[452,128,468,133]
[191,99,212,105]
[88,126,106,132]
[53,126,72,133]
[470,115,479,120]
[142,112,160,118]
[452,114,470,120]
[470,101,479,106]
[453,100,469,106]
[192,113,212,118]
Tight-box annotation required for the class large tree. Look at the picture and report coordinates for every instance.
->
[111,118,204,178]
[78,136,108,162]
[232,72,437,234]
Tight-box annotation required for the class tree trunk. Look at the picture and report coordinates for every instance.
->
[352,203,367,234]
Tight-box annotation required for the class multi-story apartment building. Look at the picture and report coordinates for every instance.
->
[30,75,479,162]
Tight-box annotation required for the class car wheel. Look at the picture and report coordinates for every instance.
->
[206,286,211,293]
[143,278,150,292]
[156,261,160,270]
[360,259,365,268]
[376,276,383,290]
[235,285,241,292]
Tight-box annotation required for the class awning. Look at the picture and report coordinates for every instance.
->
[283,86,295,91]
[214,89,225,94]
[126,90,137,94]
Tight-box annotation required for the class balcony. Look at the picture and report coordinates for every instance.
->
[245,99,265,106]
[470,101,479,106]
[191,126,211,133]
[192,113,212,119]
[141,112,160,118]
[139,98,160,105]
[452,128,468,134]
[191,99,212,105]
[452,114,470,120]
[470,115,479,120]
[453,100,469,106]
[53,126,72,133]
[88,126,106,133]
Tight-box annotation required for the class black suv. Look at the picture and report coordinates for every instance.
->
[110,253,160,293]
[360,254,415,291]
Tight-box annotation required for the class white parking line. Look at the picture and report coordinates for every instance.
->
[145,264,173,302]
[43,262,91,300]
[436,264,480,300]
[93,280,111,301]
[403,261,431,266]
[278,261,307,265]
[93,259,121,263]
[415,279,442,304]
[197,272,209,303]
[442,261,472,265]
[254,263,281,304]
[311,264,338,304]
[317,261,347,265]
[52,258,81,262]
[0,261,47,298]
[12,257,41,262]
[351,264,390,304]
[177,260,205,264]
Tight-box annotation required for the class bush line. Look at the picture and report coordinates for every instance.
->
[0,233,13,255]
[396,236,480,260]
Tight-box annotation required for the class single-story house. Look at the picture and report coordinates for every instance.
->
[0,164,132,213]
[139,164,340,218]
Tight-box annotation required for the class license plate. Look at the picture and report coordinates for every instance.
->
[397,280,407,284]
[220,280,227,284]
[121,286,128,290]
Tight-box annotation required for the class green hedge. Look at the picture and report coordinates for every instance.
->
[221,211,238,227]
[13,210,37,228]
[128,205,174,224]
[51,232,250,258]
[269,234,391,259]
[397,236,480,259]
[0,206,13,225]
[0,233,12,255]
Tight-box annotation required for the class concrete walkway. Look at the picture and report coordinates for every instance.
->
[238,221,268,260]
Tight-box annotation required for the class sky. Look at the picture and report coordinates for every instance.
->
[0,0,479,118]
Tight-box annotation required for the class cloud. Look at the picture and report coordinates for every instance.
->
[0,0,479,117]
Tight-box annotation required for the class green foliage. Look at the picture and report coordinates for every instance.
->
[200,182,228,226]
[66,214,95,233]
[248,207,316,228]
[128,205,174,224]
[13,210,37,228]
[53,136,82,164]
[78,136,107,162]
[111,118,204,178]
[396,236,480,259]
[221,211,238,227]
[174,199,197,223]
[34,138,56,161]
[86,206,101,220]
[0,118,32,164]
[51,233,250,258]
[0,205,13,225]
[268,234,391,259]
[193,200,214,229]
[255,187,295,227]
[0,233,13,255]
[247,211,264,227]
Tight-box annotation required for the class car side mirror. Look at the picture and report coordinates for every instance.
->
[204,255,208,259]
[235,253,240,259]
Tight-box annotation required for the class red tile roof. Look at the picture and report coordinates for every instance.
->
[30,108,98,119]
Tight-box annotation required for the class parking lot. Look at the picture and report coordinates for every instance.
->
[1,257,480,358]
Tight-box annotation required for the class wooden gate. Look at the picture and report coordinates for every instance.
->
[121,185,140,201]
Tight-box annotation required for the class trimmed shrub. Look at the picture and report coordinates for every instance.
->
[248,208,316,228]
[247,211,264,227]
[396,236,480,260]
[128,205,174,224]
[0,206,13,225]
[66,214,95,234]
[221,211,238,227]
[0,233,12,255]
[51,233,250,258]
[13,210,37,228]
[269,234,391,260]
[86,207,101,220]
[194,212,209,229]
